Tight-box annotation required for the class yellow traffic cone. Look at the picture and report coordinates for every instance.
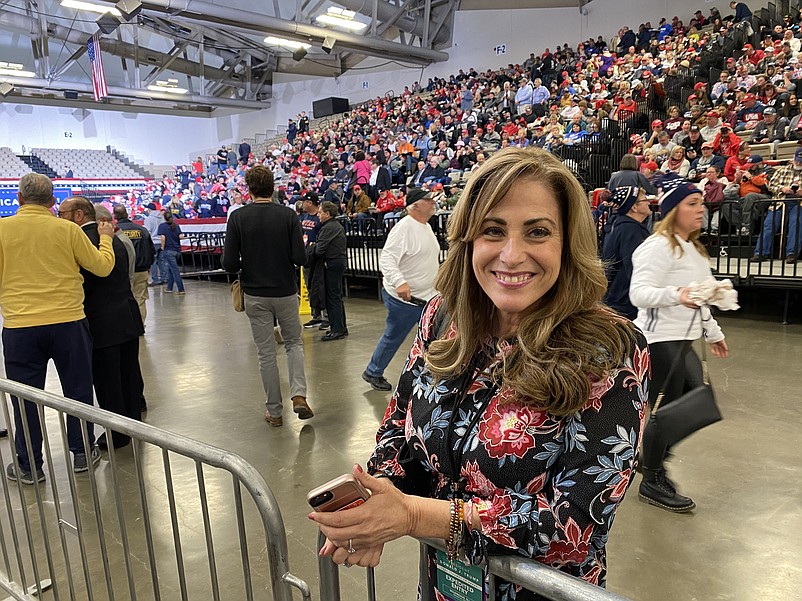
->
[299,269,312,316]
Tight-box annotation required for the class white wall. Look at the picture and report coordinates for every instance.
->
[0,103,216,165]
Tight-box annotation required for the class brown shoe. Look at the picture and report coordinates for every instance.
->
[274,326,283,344]
[292,396,314,420]
[264,411,283,427]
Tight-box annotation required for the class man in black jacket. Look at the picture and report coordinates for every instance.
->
[602,187,652,319]
[311,202,348,341]
[238,138,251,162]
[114,205,155,323]
[222,166,313,427]
[59,197,145,449]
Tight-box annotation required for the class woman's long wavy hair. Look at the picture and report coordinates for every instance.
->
[427,147,634,416]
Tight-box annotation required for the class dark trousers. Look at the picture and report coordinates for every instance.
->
[2,320,97,472]
[323,258,348,334]
[92,337,143,446]
[641,340,704,470]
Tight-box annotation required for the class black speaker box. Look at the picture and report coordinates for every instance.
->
[64,91,79,100]
[312,97,350,119]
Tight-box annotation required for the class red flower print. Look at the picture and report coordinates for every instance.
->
[608,468,632,502]
[477,494,516,548]
[586,373,615,412]
[526,472,548,495]
[462,460,502,497]
[541,517,594,567]
[479,398,557,459]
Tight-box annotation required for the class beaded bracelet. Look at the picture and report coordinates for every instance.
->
[446,498,464,560]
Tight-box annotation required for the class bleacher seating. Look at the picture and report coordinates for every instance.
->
[0,148,31,178]
[33,148,143,179]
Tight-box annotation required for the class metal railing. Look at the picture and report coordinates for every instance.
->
[317,532,633,601]
[0,378,310,601]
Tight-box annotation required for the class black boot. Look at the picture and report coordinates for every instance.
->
[639,468,696,513]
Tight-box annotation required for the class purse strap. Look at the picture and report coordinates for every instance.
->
[652,309,709,413]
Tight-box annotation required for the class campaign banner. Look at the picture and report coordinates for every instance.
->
[0,188,76,217]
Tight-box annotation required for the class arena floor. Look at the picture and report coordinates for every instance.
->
[3,280,801,600]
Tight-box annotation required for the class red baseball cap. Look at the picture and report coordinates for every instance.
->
[743,93,758,102]
[707,110,719,117]
[742,44,753,51]
[651,119,663,127]
[688,94,697,100]
[694,82,706,90]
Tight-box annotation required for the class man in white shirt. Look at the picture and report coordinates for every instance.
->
[362,188,439,391]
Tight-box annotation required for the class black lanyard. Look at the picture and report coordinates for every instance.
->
[443,350,498,494]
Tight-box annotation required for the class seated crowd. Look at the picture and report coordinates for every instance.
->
[100,2,799,261]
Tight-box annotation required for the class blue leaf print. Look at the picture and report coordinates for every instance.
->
[565,417,589,453]
[534,441,562,468]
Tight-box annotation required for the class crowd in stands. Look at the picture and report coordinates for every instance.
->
[86,2,799,260]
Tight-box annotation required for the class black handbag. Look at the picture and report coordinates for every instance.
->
[649,310,722,447]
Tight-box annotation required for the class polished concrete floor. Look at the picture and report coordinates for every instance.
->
[1,279,801,600]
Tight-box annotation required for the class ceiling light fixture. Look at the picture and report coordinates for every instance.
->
[264,36,311,50]
[315,7,367,32]
[61,0,122,17]
[147,78,188,94]
[0,62,36,78]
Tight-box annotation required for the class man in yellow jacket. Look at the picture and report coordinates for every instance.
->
[0,173,116,485]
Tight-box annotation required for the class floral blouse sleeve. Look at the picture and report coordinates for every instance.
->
[368,296,651,588]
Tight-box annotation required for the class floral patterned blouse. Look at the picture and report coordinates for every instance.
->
[368,296,650,600]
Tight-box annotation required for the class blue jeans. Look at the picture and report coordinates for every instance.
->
[754,202,800,258]
[365,290,424,378]
[2,320,96,471]
[160,249,185,292]
[150,246,164,283]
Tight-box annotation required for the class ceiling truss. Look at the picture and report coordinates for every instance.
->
[0,0,458,115]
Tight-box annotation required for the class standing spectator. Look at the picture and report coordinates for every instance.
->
[630,176,730,512]
[60,197,145,450]
[0,173,115,484]
[157,211,186,295]
[299,192,327,329]
[143,202,165,286]
[222,165,313,427]
[299,111,310,134]
[287,119,298,143]
[216,145,228,172]
[312,202,349,341]
[730,1,752,23]
[63,165,74,178]
[226,146,238,168]
[602,186,652,319]
[114,205,155,324]
[361,188,439,391]
[750,149,802,263]
[607,154,658,193]
[238,138,252,162]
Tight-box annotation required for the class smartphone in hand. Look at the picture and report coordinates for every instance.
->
[308,474,370,512]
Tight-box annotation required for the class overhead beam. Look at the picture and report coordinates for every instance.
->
[0,74,268,110]
[99,0,450,64]
[0,9,259,92]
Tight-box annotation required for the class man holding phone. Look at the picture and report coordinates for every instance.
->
[362,188,440,392]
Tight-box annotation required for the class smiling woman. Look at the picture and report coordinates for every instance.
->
[311,147,652,599]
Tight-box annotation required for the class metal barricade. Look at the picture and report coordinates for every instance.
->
[317,532,633,601]
[0,378,311,601]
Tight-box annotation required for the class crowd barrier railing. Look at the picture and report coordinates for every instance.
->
[179,231,226,276]
[0,378,311,601]
[316,531,634,601]
[597,199,802,285]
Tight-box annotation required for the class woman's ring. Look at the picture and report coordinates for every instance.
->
[348,539,356,554]
[343,560,352,568]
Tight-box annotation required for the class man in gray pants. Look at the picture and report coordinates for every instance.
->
[222,166,312,427]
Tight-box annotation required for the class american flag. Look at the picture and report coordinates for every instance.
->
[87,33,108,101]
